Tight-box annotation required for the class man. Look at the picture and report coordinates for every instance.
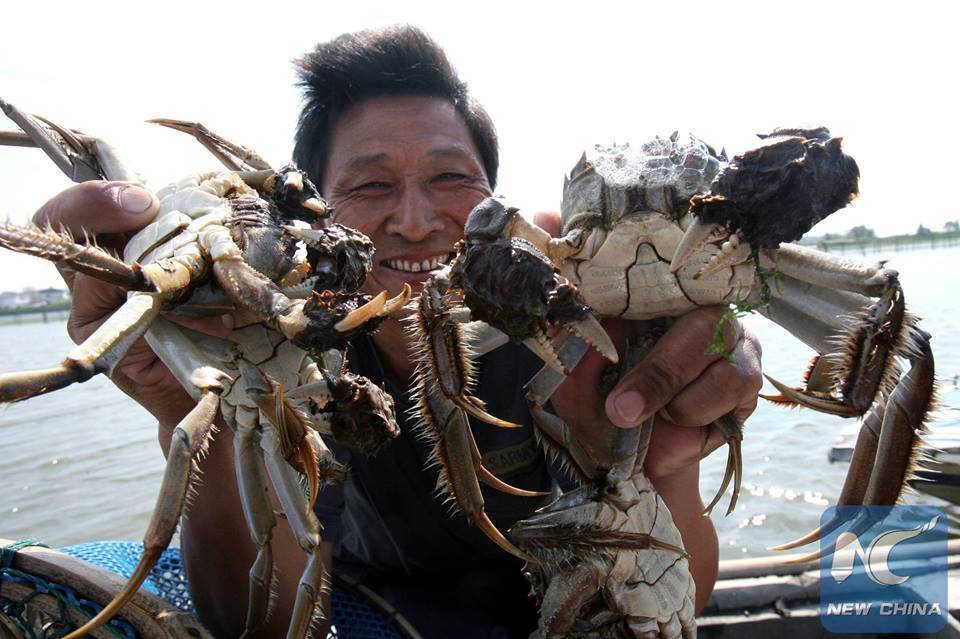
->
[34,25,761,638]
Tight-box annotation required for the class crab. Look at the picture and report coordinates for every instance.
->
[0,100,411,639]
[409,129,935,638]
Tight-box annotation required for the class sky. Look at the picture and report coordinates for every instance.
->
[1,1,956,291]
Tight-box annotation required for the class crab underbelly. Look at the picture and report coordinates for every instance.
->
[564,219,756,320]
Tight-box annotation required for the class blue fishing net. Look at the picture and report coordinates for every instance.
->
[56,541,407,638]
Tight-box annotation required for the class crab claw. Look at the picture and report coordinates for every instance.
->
[275,168,327,214]
[669,218,724,273]
[382,284,413,315]
[523,331,566,374]
[695,232,753,279]
[335,291,387,332]
[569,315,618,364]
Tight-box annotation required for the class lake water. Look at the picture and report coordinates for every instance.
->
[0,246,957,562]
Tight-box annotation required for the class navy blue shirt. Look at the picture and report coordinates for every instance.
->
[315,335,560,637]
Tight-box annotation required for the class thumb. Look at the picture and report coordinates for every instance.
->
[604,308,740,428]
[33,181,159,239]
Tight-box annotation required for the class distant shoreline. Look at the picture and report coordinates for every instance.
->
[803,232,960,254]
[0,300,71,316]
[0,302,70,325]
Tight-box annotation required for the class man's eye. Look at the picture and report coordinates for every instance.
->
[354,181,391,192]
[432,172,469,183]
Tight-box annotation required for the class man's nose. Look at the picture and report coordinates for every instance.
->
[384,185,444,241]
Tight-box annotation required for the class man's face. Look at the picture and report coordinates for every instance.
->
[322,95,492,299]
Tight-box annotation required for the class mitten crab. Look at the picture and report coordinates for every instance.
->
[409,129,935,638]
[0,100,411,638]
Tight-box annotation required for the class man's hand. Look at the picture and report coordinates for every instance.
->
[33,181,318,637]
[533,211,761,611]
[532,211,763,478]
[32,180,228,431]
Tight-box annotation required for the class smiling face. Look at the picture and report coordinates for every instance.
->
[321,95,493,301]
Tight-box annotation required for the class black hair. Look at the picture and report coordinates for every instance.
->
[293,24,499,191]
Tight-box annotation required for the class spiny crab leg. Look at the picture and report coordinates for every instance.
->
[777,334,935,561]
[418,382,542,563]
[0,222,157,291]
[61,367,226,639]
[242,365,344,639]
[1,98,137,182]
[411,271,522,429]
[524,333,607,485]
[147,118,273,172]
[738,243,937,554]
[408,273,552,562]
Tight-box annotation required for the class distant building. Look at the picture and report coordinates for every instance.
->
[0,287,71,309]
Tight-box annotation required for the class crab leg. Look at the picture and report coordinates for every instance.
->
[749,245,936,552]
[411,271,522,428]
[702,414,744,517]
[409,275,553,561]
[524,333,606,484]
[245,363,348,639]
[0,222,157,291]
[536,558,607,637]
[259,425,328,638]
[1,98,138,182]
[147,118,273,172]
[778,333,935,559]
[759,246,908,417]
[232,406,281,637]
[62,367,226,639]
[418,383,542,563]
[0,292,161,403]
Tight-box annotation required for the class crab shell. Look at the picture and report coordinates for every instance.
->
[554,135,755,320]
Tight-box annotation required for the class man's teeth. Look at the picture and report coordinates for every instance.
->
[385,255,450,273]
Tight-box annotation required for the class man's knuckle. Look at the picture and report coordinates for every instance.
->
[643,357,687,397]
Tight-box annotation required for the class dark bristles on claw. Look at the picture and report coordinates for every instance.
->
[690,130,860,248]
[323,371,400,456]
[450,237,590,342]
[284,224,375,293]
[266,165,330,222]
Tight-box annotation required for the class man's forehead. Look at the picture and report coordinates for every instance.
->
[324,95,483,180]
[339,146,478,172]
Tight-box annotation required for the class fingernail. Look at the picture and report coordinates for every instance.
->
[115,185,156,214]
[612,390,645,425]
[220,314,235,332]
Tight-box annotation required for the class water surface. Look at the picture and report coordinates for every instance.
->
[0,247,956,561]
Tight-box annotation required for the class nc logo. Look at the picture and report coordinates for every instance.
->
[830,514,940,585]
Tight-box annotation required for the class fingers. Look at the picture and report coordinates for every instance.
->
[643,418,709,479]
[657,325,763,427]
[532,211,560,237]
[604,307,743,428]
[66,270,131,343]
